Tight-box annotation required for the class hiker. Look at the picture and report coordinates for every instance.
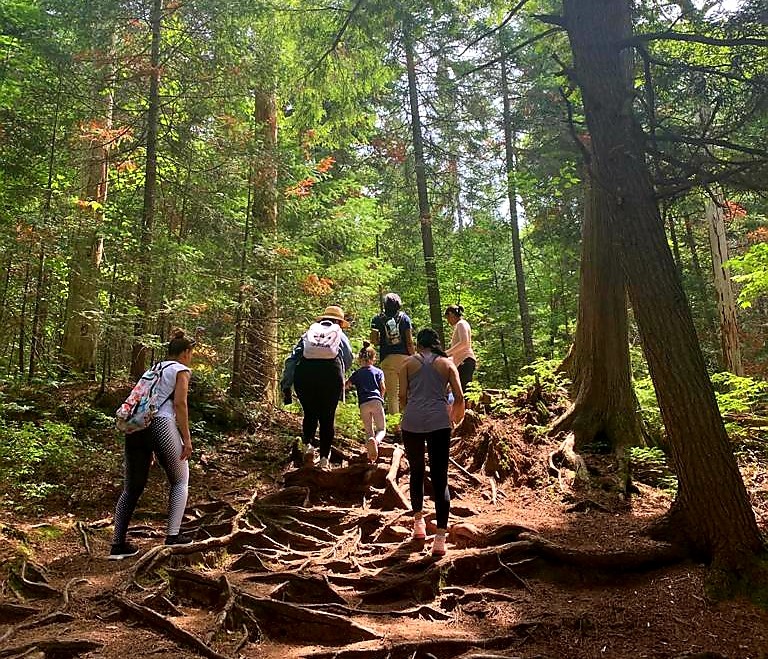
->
[110,329,195,559]
[280,305,353,470]
[445,304,477,393]
[399,327,465,556]
[369,292,414,415]
[347,341,386,463]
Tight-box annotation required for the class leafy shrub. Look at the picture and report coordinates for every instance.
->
[0,420,84,507]
[508,358,570,399]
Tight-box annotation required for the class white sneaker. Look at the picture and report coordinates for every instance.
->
[304,444,316,465]
[318,456,330,470]
[432,533,447,557]
[365,437,378,463]
[412,516,426,540]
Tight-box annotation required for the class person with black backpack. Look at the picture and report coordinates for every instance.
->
[280,305,354,470]
[109,329,195,560]
[369,293,414,415]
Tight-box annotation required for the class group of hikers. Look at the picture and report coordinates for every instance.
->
[109,293,477,560]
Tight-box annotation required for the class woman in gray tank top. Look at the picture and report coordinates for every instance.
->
[398,328,465,556]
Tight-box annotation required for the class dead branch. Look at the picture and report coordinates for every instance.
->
[384,445,410,510]
[0,638,102,659]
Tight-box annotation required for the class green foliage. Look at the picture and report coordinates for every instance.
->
[508,358,570,399]
[628,446,677,493]
[0,420,85,508]
[727,242,768,308]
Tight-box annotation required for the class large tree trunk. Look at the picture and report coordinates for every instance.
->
[404,22,444,342]
[500,55,534,365]
[130,0,161,380]
[240,89,278,403]
[706,198,743,375]
[552,178,645,476]
[63,42,113,376]
[563,0,763,570]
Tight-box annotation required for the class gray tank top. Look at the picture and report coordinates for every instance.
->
[401,352,451,433]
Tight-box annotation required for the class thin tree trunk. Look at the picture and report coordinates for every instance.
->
[30,70,63,380]
[131,0,162,380]
[501,54,534,365]
[230,168,253,397]
[403,22,444,341]
[18,261,30,376]
[241,89,279,403]
[563,0,762,569]
[706,198,743,376]
[667,208,682,274]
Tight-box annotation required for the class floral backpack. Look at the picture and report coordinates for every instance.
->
[115,362,175,434]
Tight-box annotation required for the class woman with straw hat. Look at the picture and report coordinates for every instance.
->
[280,305,353,469]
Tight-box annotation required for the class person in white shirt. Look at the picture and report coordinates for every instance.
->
[110,328,195,559]
[445,304,477,393]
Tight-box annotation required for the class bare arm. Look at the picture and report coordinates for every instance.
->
[174,371,192,461]
[370,328,380,346]
[398,358,412,411]
[403,327,415,355]
[445,360,465,425]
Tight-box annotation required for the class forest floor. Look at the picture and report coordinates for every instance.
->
[1,385,768,659]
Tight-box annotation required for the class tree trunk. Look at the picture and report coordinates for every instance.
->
[706,198,743,376]
[501,55,534,365]
[240,89,278,403]
[563,0,763,569]
[131,0,161,380]
[403,23,444,342]
[552,178,645,482]
[63,44,113,376]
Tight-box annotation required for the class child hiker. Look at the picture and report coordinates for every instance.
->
[347,341,386,463]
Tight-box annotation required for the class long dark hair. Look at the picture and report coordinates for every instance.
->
[416,328,448,357]
[383,292,402,318]
[167,327,196,357]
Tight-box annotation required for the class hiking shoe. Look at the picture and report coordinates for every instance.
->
[412,517,426,540]
[366,437,378,463]
[318,456,330,470]
[304,444,317,465]
[109,542,140,560]
[164,533,193,546]
[432,534,447,557]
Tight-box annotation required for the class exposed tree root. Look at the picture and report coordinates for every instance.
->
[518,532,687,571]
[113,594,231,659]
[304,628,551,659]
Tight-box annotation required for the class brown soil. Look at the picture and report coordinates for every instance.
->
[1,402,767,659]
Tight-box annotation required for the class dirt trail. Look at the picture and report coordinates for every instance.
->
[1,413,767,659]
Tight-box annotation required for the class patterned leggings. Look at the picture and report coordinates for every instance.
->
[112,417,189,543]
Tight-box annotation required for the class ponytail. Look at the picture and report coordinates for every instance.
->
[359,340,376,361]
[415,328,448,357]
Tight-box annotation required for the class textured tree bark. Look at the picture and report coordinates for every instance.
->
[63,39,113,376]
[552,178,645,483]
[706,198,743,375]
[240,89,279,403]
[563,0,763,569]
[404,22,444,342]
[131,0,162,380]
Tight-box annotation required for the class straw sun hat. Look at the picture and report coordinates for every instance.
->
[317,305,349,328]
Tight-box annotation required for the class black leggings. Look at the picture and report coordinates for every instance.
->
[457,358,476,393]
[112,417,189,544]
[294,359,343,460]
[403,427,451,528]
